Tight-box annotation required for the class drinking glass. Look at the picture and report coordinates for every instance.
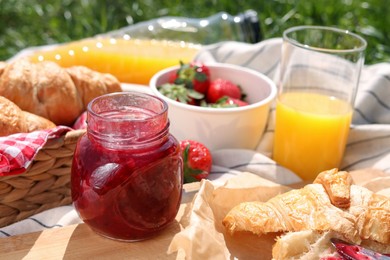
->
[273,26,367,181]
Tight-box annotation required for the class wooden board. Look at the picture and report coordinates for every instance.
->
[0,182,200,259]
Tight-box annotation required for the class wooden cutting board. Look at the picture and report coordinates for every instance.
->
[0,182,200,260]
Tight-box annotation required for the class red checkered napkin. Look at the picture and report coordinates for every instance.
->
[0,126,73,176]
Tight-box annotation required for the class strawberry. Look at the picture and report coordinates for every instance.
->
[221,97,249,107]
[168,71,178,83]
[206,78,242,103]
[203,96,249,108]
[180,140,212,183]
[174,61,210,94]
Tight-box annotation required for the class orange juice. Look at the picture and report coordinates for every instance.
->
[28,38,201,85]
[273,92,352,180]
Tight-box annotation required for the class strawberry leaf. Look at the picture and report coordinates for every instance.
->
[158,83,190,103]
[187,89,204,100]
[194,71,207,82]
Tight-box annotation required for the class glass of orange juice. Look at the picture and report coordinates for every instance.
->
[273,26,367,181]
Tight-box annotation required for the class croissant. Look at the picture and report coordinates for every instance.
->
[313,168,352,208]
[0,59,121,126]
[0,96,55,136]
[0,61,6,72]
[222,168,390,255]
[222,182,361,244]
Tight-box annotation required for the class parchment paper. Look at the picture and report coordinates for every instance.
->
[168,169,390,259]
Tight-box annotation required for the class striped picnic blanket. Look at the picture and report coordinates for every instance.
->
[1,38,389,238]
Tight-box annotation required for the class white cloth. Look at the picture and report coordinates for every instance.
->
[1,38,390,238]
[0,205,80,237]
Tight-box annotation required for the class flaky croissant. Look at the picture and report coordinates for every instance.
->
[222,168,390,254]
[223,182,361,244]
[0,59,121,126]
[0,96,55,136]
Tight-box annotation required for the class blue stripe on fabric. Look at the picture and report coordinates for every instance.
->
[353,108,373,124]
[28,218,63,229]
[361,89,390,110]
[264,59,279,76]
[218,48,235,63]
[347,134,390,147]
[211,162,277,175]
[342,148,390,170]
[384,74,390,82]
[0,230,11,237]
[239,45,266,67]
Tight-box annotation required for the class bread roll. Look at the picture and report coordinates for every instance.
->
[0,59,121,126]
[23,111,56,133]
[0,61,6,74]
[0,96,55,136]
[66,66,120,106]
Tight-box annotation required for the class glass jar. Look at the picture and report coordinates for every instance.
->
[105,9,262,45]
[27,10,261,85]
[71,92,183,241]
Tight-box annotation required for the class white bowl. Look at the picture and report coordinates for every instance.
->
[149,63,277,151]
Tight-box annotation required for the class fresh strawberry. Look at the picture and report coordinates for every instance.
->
[180,140,212,183]
[174,61,210,94]
[222,97,249,107]
[157,83,204,105]
[203,96,249,108]
[206,78,242,103]
[168,71,178,83]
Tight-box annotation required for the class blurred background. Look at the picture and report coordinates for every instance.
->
[0,0,389,64]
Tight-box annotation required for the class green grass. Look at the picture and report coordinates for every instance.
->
[0,0,389,64]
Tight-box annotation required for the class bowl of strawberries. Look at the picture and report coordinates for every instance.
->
[149,61,277,151]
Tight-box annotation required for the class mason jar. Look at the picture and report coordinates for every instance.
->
[71,92,183,241]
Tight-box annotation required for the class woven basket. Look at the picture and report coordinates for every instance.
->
[0,129,86,228]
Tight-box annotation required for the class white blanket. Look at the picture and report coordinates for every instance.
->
[1,38,390,238]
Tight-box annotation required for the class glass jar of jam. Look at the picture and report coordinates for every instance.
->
[71,92,183,241]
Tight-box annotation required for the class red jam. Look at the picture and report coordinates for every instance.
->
[71,92,183,241]
[330,238,390,260]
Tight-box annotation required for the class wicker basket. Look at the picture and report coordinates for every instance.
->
[0,129,86,228]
